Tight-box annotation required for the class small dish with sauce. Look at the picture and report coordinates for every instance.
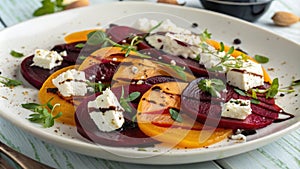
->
[200,0,273,22]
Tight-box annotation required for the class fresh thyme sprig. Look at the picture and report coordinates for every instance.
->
[0,75,22,87]
[198,78,226,98]
[119,86,140,113]
[21,98,62,128]
[208,44,243,72]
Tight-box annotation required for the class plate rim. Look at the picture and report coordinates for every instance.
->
[0,1,299,165]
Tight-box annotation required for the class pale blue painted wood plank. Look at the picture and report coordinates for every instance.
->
[217,129,300,169]
[0,117,221,169]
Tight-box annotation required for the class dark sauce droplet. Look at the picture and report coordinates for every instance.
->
[233,38,241,45]
[192,22,198,28]
[241,130,257,136]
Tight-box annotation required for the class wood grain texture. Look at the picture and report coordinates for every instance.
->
[0,0,299,169]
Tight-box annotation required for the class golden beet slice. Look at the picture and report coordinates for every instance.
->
[38,65,82,126]
[137,82,232,148]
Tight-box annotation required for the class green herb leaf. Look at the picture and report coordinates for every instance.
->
[227,46,234,55]
[0,76,23,87]
[148,21,163,33]
[86,82,108,93]
[254,55,269,64]
[208,66,224,72]
[266,78,279,98]
[87,30,110,46]
[250,99,260,104]
[79,56,87,60]
[251,89,258,99]
[21,103,40,111]
[200,29,212,41]
[10,50,24,58]
[291,79,300,87]
[23,98,62,128]
[75,43,85,48]
[33,0,64,16]
[127,92,140,102]
[219,42,225,52]
[194,54,201,62]
[198,78,226,97]
[233,88,247,96]
[120,86,140,113]
[169,108,182,123]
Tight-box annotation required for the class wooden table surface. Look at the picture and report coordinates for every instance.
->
[0,0,299,168]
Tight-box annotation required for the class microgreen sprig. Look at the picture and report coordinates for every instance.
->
[198,78,226,98]
[86,22,162,58]
[120,86,140,113]
[234,78,295,100]
[0,75,22,88]
[21,98,62,128]
[86,81,109,93]
[86,30,151,58]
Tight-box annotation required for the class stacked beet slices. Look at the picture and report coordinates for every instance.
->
[181,78,294,130]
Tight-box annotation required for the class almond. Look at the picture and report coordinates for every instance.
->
[157,0,186,6]
[65,0,89,10]
[271,11,300,27]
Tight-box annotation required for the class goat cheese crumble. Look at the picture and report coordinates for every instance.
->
[88,88,125,132]
[221,98,252,120]
[31,49,64,70]
[52,69,87,97]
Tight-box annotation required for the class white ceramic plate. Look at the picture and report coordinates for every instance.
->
[0,2,299,165]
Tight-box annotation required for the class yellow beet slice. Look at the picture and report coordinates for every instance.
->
[64,29,99,44]
[137,82,232,148]
[38,65,81,126]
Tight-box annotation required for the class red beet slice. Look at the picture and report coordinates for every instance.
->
[75,92,158,147]
[181,96,274,130]
[106,25,152,50]
[20,42,84,89]
[82,60,120,84]
[181,78,292,130]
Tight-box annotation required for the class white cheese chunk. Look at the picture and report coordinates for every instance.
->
[52,69,87,97]
[133,18,191,34]
[221,99,252,120]
[227,60,264,91]
[31,49,63,70]
[146,32,202,59]
[229,133,247,143]
[145,34,165,49]
[88,88,125,132]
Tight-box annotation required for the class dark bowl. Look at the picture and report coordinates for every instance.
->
[200,0,273,22]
